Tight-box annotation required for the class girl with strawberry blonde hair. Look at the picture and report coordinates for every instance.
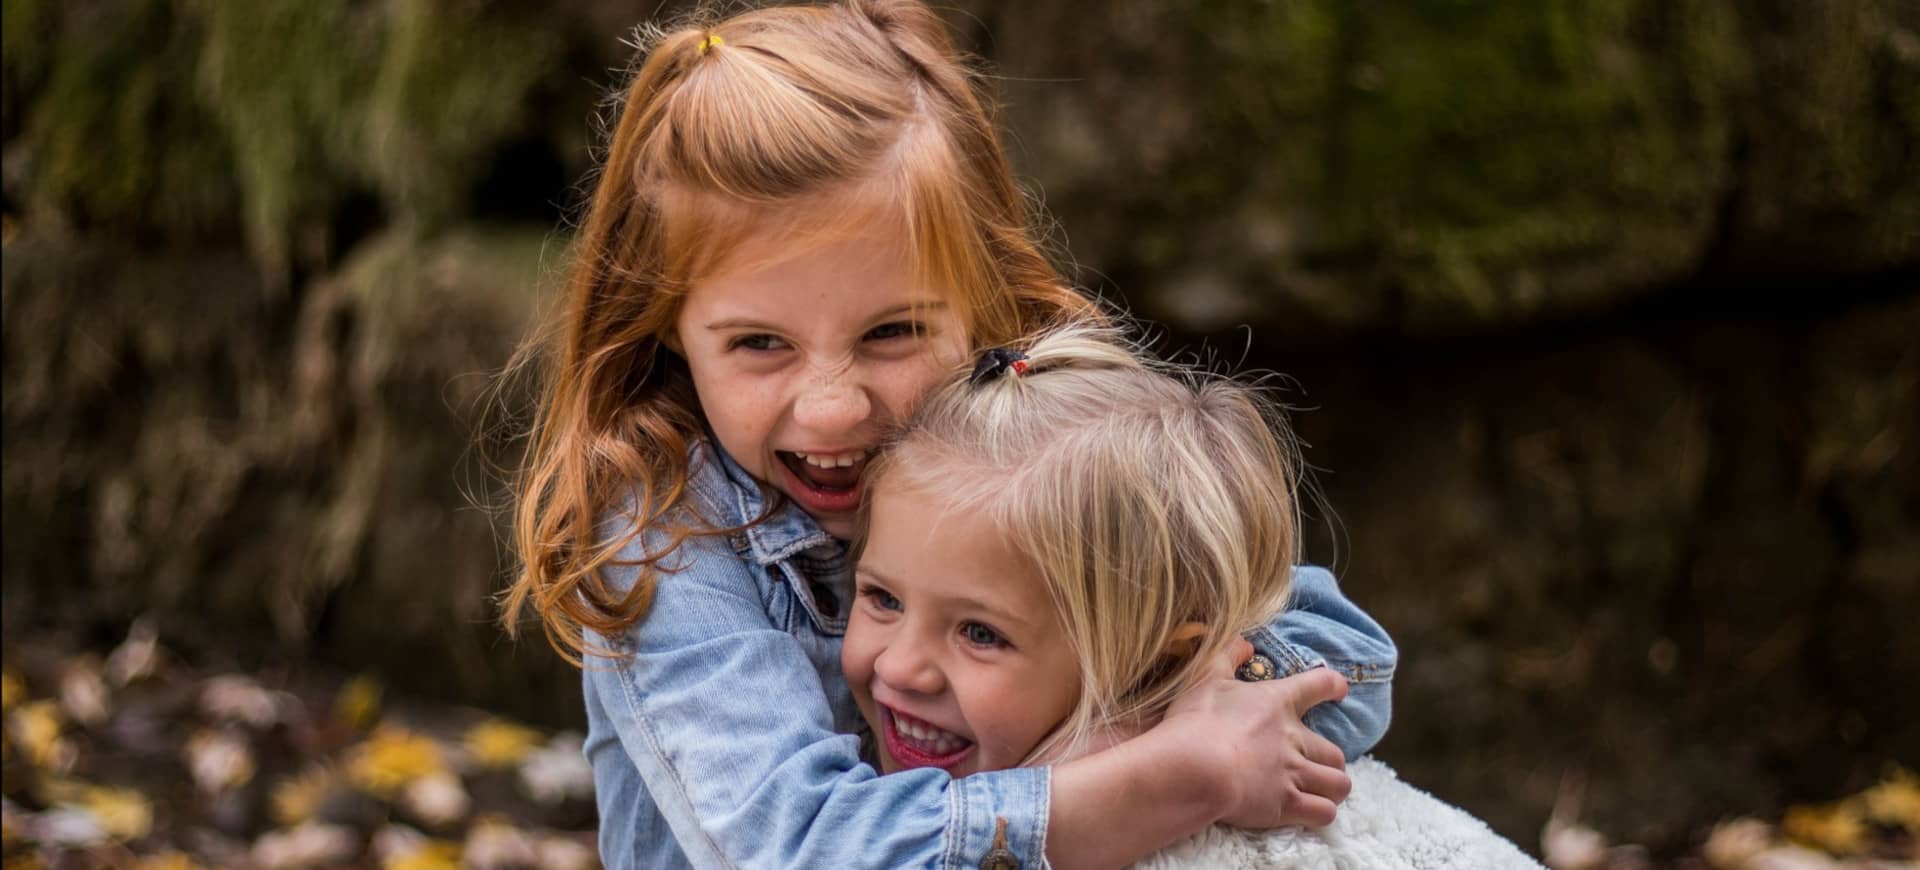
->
[501,2,1396,866]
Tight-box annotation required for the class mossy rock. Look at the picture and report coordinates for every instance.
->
[5,0,569,280]
[969,0,1918,336]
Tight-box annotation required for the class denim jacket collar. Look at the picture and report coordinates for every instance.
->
[706,440,841,566]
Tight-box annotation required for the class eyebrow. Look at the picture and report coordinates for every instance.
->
[703,300,947,332]
[855,563,1040,634]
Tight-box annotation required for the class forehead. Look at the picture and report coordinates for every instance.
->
[860,486,1053,629]
[660,176,986,333]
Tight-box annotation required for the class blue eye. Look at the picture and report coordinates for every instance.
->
[859,585,902,612]
[961,622,1005,648]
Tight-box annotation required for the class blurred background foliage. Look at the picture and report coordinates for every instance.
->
[2,0,1916,861]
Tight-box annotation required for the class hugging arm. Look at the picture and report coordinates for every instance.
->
[1246,565,1398,760]
[585,526,1306,869]
[584,529,1047,869]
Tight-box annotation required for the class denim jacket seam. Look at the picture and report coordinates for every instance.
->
[944,779,966,870]
[614,661,734,868]
[1027,767,1051,868]
[1249,625,1322,675]
[1248,625,1396,684]
[776,561,847,634]
[756,530,838,566]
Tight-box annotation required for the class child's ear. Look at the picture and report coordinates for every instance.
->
[1162,622,1208,659]
[659,329,684,355]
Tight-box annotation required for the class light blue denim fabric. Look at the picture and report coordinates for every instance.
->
[583,441,1397,869]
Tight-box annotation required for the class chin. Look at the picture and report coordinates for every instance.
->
[813,514,858,541]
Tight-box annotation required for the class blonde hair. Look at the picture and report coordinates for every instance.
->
[501,0,1103,662]
[857,324,1301,762]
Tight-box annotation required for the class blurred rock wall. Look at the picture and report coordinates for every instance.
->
[2,0,1915,848]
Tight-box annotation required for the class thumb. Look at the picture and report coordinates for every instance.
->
[1196,638,1254,681]
[1282,667,1349,713]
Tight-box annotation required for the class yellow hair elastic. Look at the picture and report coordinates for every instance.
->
[698,33,723,55]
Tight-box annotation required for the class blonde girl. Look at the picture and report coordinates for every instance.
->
[502,2,1396,867]
[845,325,1308,777]
[843,325,1535,868]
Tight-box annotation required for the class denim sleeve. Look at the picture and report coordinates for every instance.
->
[584,527,1049,870]
[1245,565,1397,761]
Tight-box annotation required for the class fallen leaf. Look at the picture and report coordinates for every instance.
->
[252,822,359,869]
[1782,802,1867,856]
[271,764,338,827]
[105,618,163,686]
[336,675,383,731]
[1703,817,1771,868]
[1542,815,1608,870]
[348,728,447,798]
[0,670,24,711]
[386,839,463,870]
[519,733,592,806]
[58,657,110,726]
[78,785,154,841]
[464,719,542,769]
[24,807,108,848]
[131,851,201,870]
[464,817,537,870]
[185,729,257,794]
[1860,767,1920,833]
[200,675,284,728]
[1745,844,1841,870]
[9,701,74,769]
[402,772,471,828]
[535,834,597,870]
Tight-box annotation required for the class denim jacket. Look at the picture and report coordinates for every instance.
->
[583,442,1397,869]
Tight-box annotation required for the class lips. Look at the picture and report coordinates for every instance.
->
[774,449,871,516]
[879,706,975,771]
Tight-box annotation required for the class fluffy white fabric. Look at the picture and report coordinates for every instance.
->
[1133,757,1542,869]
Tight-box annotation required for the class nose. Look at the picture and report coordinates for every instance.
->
[790,364,872,435]
[872,635,945,696]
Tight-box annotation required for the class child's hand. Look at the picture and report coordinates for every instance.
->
[1161,640,1353,829]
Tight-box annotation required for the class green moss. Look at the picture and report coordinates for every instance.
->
[362,0,563,228]
[18,0,239,236]
[1126,0,1763,328]
[13,0,567,278]
[196,2,379,276]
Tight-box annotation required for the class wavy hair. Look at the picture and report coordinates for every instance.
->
[855,324,1302,762]
[501,0,1103,663]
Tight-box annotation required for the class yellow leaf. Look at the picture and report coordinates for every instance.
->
[132,851,201,870]
[9,701,65,767]
[384,839,462,870]
[1861,766,1920,832]
[464,719,542,768]
[336,674,383,731]
[79,785,154,841]
[272,764,338,827]
[0,670,24,711]
[1781,801,1867,856]
[348,728,446,797]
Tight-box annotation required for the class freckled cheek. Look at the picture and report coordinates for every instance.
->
[874,361,952,418]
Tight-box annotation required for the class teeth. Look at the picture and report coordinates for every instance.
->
[893,712,965,755]
[794,450,867,469]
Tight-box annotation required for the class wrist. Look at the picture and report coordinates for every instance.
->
[1133,719,1234,826]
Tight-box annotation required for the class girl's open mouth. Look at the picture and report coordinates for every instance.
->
[880,706,975,771]
[775,450,871,515]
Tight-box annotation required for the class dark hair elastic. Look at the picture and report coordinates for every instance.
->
[969,348,1031,386]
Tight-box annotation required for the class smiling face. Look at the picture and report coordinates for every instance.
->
[841,484,1081,776]
[674,216,968,539]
